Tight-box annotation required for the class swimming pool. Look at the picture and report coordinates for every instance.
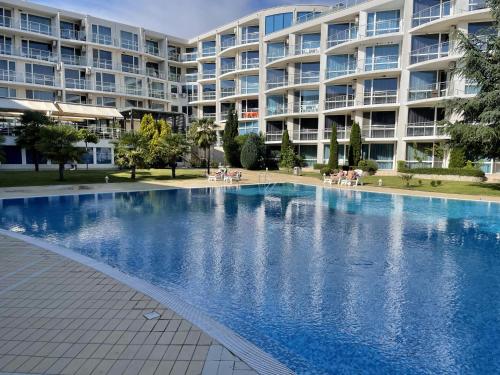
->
[1,184,499,374]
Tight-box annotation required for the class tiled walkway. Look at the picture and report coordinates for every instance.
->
[0,235,257,375]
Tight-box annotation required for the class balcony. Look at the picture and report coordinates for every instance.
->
[241,32,259,44]
[21,19,52,36]
[220,65,236,75]
[149,89,165,100]
[326,62,356,79]
[362,124,395,138]
[292,72,320,85]
[293,102,319,114]
[410,41,453,65]
[182,52,198,62]
[325,95,355,110]
[168,52,181,62]
[220,88,236,98]
[184,73,198,82]
[123,86,144,96]
[95,82,116,93]
[291,43,321,57]
[201,47,217,58]
[406,121,446,137]
[0,70,18,83]
[202,92,216,100]
[366,18,401,36]
[168,73,182,82]
[266,106,287,116]
[266,76,289,91]
[408,82,450,101]
[241,58,260,70]
[363,55,399,72]
[221,37,236,51]
[327,26,359,48]
[21,47,56,62]
[363,90,398,105]
[93,59,113,70]
[203,113,216,120]
[121,63,141,75]
[188,94,198,102]
[240,88,259,96]
[265,131,283,142]
[60,29,86,41]
[121,40,139,52]
[469,0,488,11]
[240,109,259,119]
[61,54,85,66]
[65,78,89,90]
[412,1,451,27]
[324,127,350,140]
[0,16,12,28]
[92,33,113,46]
[293,129,318,141]
[201,71,216,80]
[146,68,165,80]
[266,48,287,63]
[145,44,160,56]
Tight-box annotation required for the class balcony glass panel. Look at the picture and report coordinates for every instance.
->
[412,0,451,27]
[326,54,356,78]
[92,25,112,45]
[366,10,400,36]
[365,45,399,71]
[267,42,286,62]
[21,14,52,35]
[328,23,358,47]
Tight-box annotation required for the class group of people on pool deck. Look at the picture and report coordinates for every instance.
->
[207,167,242,183]
[323,169,364,186]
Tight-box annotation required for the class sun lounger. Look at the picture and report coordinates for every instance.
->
[208,172,223,182]
[323,172,344,185]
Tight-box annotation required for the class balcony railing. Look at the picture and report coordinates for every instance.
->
[292,43,321,56]
[221,37,236,50]
[220,88,236,97]
[93,59,113,70]
[293,72,320,85]
[324,127,350,140]
[0,69,17,82]
[168,73,182,82]
[188,94,198,102]
[149,89,165,99]
[220,65,236,75]
[240,109,259,119]
[121,39,139,51]
[241,58,260,70]
[201,71,216,80]
[124,86,143,96]
[0,16,12,28]
[406,121,446,137]
[266,47,288,63]
[469,0,488,11]
[241,32,259,44]
[266,106,287,116]
[201,47,217,57]
[202,92,216,100]
[366,18,401,36]
[65,78,89,90]
[95,82,116,93]
[26,72,57,86]
[410,41,452,64]
[168,51,181,62]
[121,63,141,75]
[327,26,359,48]
[266,76,289,90]
[241,87,259,95]
[293,130,318,141]
[146,68,165,80]
[203,113,216,120]
[145,44,160,56]
[60,29,86,41]
[92,33,113,46]
[184,73,198,82]
[293,102,319,113]
[182,52,198,62]
[362,125,395,138]
[363,90,398,105]
[363,55,399,71]
[61,54,85,66]
[265,131,283,142]
[21,19,52,36]
[325,94,355,110]
[21,47,55,62]
[326,62,356,79]
[408,81,450,101]
[412,1,451,27]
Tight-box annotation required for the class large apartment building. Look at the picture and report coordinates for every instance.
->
[0,0,497,174]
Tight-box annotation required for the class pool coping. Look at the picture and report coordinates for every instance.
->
[0,228,295,375]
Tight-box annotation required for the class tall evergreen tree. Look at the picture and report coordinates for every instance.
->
[280,129,291,160]
[446,0,500,159]
[222,107,240,166]
[327,123,339,170]
[348,122,362,167]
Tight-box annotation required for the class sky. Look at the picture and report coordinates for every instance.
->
[31,0,323,39]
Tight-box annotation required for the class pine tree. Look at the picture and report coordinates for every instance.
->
[327,123,339,170]
[348,122,362,167]
[280,129,291,161]
[222,107,240,166]
[446,0,500,159]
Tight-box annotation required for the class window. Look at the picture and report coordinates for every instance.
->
[295,62,320,83]
[362,144,394,169]
[0,146,22,164]
[325,85,354,109]
[299,33,320,51]
[26,90,55,101]
[202,63,215,78]
[240,75,259,94]
[61,46,82,65]
[66,93,87,104]
[60,21,81,40]
[265,13,293,34]
[364,78,398,104]
[21,40,52,61]
[93,49,112,69]
[125,99,143,108]
[409,70,447,100]
[328,23,357,46]
[96,96,116,107]
[0,8,12,28]
[95,72,115,92]
[96,148,112,164]
[238,121,259,135]
[120,30,138,50]
[468,22,496,36]
[21,13,51,35]
[25,63,55,86]
[145,40,159,55]
[365,44,399,71]
[65,69,85,89]
[241,51,259,69]
[297,11,322,23]
[267,95,287,115]
[367,10,400,36]
[124,76,142,95]
[0,86,15,98]
[150,102,164,111]
[267,42,286,61]
[412,0,451,27]
[0,59,15,76]
[362,111,396,138]
[0,35,12,54]
[221,58,235,74]
[221,34,235,49]
[201,41,216,56]
[121,54,139,74]
[242,26,259,43]
[327,54,356,78]
[92,24,112,45]
[411,34,449,64]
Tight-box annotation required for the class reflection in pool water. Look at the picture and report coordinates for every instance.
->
[1,184,499,374]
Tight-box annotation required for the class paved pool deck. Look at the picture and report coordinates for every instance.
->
[0,234,258,375]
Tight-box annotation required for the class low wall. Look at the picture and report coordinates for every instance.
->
[399,173,485,183]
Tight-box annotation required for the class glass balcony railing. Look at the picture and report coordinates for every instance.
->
[121,63,141,75]
[240,109,259,119]
[168,51,181,62]
[95,82,116,92]
[26,72,56,86]
[149,89,165,99]
[220,88,236,97]
[92,33,113,46]
[241,58,260,70]
[182,52,198,62]
[21,47,55,62]
[124,86,144,96]
[265,131,283,142]
[220,65,236,75]
[406,121,446,137]
[168,73,182,82]
[324,127,350,140]
[266,47,288,63]
[366,18,400,36]
[202,91,216,100]
[146,68,165,80]
[362,125,395,138]
[293,72,320,85]
[363,90,398,105]
[145,44,160,56]
[412,1,451,27]
[0,16,12,28]
[21,19,52,35]
[293,102,319,113]
[93,59,113,70]
[292,43,321,56]
[241,32,259,44]
[469,0,488,11]
[364,55,399,71]
[267,106,287,116]
[201,47,217,57]
[327,26,358,48]
[325,94,355,110]
[188,94,198,102]
[65,78,89,90]
[293,130,318,141]
[60,29,86,41]
[221,37,236,50]
[121,39,139,51]
[201,71,216,80]
[408,81,450,101]
[184,73,198,82]
[266,76,289,90]
[326,62,356,79]
[0,69,17,82]
[410,41,452,64]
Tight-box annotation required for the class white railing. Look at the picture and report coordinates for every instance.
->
[325,95,355,110]
[366,18,401,36]
[146,68,165,80]
[93,59,113,70]
[202,91,216,100]
[65,78,89,90]
[469,0,488,11]
[149,89,165,99]
[188,94,198,102]
[123,86,144,96]
[241,32,259,44]
[145,44,160,56]
[362,125,395,138]
[324,127,350,140]
[182,52,198,62]
[121,39,139,51]
[0,16,12,28]
[92,33,113,46]
[220,65,236,75]
[21,19,52,35]
[363,55,399,71]
[241,58,260,70]
[265,131,283,142]
[267,106,287,116]
[61,54,85,66]
[293,102,319,113]
[184,73,198,82]
[201,47,217,57]
[95,82,116,93]
[292,43,321,56]
[293,130,318,141]
[363,90,398,105]
[60,29,86,41]
[220,88,235,97]
[120,63,141,75]
[221,36,236,50]
[201,71,216,80]
[326,62,356,79]
[327,25,358,48]
[266,47,288,63]
[168,73,182,82]
[0,69,18,82]
[412,1,451,27]
[406,121,446,137]
[168,51,181,62]
[410,41,452,64]
[266,76,289,90]
[293,71,320,85]
[26,72,56,86]
[21,47,55,62]
[241,87,259,95]
[408,81,450,101]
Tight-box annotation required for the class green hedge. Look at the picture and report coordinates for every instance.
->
[313,163,327,170]
[397,161,485,177]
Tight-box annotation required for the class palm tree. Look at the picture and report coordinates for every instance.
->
[78,128,99,170]
[114,132,146,180]
[15,111,52,172]
[188,118,217,174]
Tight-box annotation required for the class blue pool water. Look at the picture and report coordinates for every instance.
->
[1,184,500,374]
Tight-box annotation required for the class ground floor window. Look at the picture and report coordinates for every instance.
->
[26,149,47,164]
[362,143,394,170]
[238,121,259,135]
[324,144,348,166]
[96,147,112,164]
[405,142,443,168]
[298,145,317,167]
[78,148,94,164]
[0,145,22,164]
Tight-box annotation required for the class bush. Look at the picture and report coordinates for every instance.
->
[449,147,467,168]
[313,163,327,170]
[320,166,333,175]
[358,160,379,174]
[397,160,485,177]
[400,173,414,187]
[240,134,264,170]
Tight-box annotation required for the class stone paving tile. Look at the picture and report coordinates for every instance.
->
[0,235,258,375]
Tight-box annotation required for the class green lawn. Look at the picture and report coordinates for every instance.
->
[277,170,500,197]
[0,168,205,188]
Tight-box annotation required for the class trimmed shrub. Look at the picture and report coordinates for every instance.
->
[400,166,485,177]
[348,122,362,167]
[448,147,467,168]
[240,134,264,170]
[358,160,379,174]
[320,166,332,175]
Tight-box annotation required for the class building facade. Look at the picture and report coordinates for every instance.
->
[0,0,497,174]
